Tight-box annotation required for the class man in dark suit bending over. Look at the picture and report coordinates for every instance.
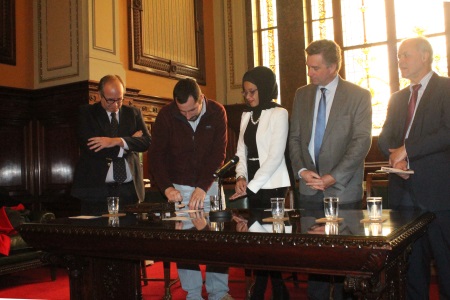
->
[378,37,450,299]
[71,75,151,215]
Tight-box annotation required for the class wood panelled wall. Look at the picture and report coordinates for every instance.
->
[0,82,170,217]
[0,84,386,217]
[0,83,86,215]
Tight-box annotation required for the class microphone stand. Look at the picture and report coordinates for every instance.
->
[209,176,232,221]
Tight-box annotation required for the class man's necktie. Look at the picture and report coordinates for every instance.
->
[110,112,126,183]
[403,84,421,139]
[314,88,327,170]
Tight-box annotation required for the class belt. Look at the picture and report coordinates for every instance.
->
[248,157,259,161]
[107,181,134,187]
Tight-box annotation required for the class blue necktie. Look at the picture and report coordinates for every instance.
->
[314,88,326,170]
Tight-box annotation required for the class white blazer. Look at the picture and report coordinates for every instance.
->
[235,107,291,193]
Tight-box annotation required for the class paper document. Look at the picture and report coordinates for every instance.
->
[68,215,101,219]
[381,167,414,175]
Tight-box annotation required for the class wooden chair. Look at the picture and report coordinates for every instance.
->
[141,260,179,300]
[226,186,301,298]
[133,191,179,299]
[365,171,389,208]
[283,187,302,288]
[224,190,254,299]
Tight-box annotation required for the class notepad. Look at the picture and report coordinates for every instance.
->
[381,167,414,175]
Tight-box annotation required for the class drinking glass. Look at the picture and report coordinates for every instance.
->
[323,197,339,220]
[270,198,285,219]
[367,197,382,220]
[210,195,219,212]
[107,197,119,215]
[272,220,285,233]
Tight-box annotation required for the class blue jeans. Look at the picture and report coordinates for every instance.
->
[173,183,229,300]
[178,265,230,300]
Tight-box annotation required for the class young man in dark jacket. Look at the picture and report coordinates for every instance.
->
[149,78,232,300]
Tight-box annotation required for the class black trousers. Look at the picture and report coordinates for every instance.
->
[247,187,290,299]
[300,191,360,300]
[80,181,138,215]
[406,210,450,299]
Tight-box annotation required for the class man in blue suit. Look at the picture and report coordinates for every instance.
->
[71,75,151,215]
[378,37,450,299]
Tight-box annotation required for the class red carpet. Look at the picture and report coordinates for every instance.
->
[0,263,307,299]
[0,263,439,299]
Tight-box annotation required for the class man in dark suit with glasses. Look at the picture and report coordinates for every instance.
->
[71,74,151,215]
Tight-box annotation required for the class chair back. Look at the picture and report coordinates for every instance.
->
[365,172,389,208]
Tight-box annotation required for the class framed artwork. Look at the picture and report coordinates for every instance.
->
[129,0,206,84]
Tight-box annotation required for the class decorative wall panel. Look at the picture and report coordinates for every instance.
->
[0,0,16,65]
[226,0,248,89]
[92,0,116,53]
[36,0,80,82]
[0,88,33,201]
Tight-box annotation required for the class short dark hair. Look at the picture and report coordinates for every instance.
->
[305,39,342,71]
[98,75,125,97]
[173,78,202,104]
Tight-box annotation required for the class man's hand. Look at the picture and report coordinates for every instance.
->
[175,221,184,230]
[232,215,248,232]
[300,170,321,183]
[388,145,407,167]
[189,211,207,230]
[302,170,336,191]
[188,187,206,210]
[132,130,143,137]
[165,187,183,202]
[393,160,410,180]
[87,137,123,152]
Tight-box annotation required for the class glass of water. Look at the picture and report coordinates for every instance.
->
[271,198,285,219]
[367,197,382,220]
[323,197,339,220]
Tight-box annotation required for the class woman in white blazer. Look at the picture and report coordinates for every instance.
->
[231,66,291,300]
[232,66,291,208]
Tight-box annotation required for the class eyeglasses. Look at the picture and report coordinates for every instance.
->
[103,96,123,104]
[241,89,258,98]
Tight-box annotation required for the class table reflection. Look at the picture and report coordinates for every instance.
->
[54,208,420,239]
[108,216,120,227]
[325,222,339,235]
[19,206,434,300]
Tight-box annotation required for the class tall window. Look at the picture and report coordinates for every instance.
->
[304,0,448,135]
[251,0,281,102]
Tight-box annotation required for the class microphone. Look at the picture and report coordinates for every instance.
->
[213,156,239,178]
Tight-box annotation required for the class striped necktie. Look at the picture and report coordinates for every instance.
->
[403,84,421,139]
[110,112,126,183]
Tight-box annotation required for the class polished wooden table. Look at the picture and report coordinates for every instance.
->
[19,209,433,300]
